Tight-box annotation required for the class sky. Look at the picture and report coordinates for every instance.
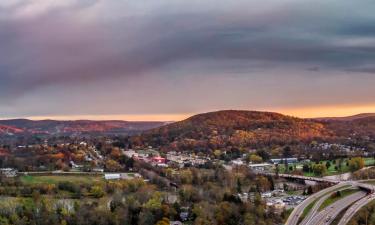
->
[1,0,375,121]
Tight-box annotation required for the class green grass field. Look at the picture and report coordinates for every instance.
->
[365,158,375,166]
[20,175,103,185]
[278,157,375,177]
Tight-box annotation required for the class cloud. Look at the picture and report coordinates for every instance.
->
[0,0,375,117]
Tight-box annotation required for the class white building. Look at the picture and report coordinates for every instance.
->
[248,163,273,171]
[231,159,244,166]
[0,168,17,177]
[104,173,121,180]
[123,150,138,158]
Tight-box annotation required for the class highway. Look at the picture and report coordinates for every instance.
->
[337,193,375,225]
[285,182,350,225]
[281,173,375,225]
[308,191,367,225]
[299,186,350,225]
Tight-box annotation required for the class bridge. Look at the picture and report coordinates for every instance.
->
[276,174,375,193]
[276,173,340,184]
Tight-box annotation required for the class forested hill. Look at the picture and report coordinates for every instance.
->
[0,119,166,136]
[322,115,375,139]
[131,110,335,151]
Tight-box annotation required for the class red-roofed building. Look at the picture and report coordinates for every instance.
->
[151,156,166,164]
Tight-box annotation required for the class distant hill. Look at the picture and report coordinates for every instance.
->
[3,111,375,143]
[321,115,375,138]
[0,125,24,135]
[0,119,167,136]
[314,113,375,121]
[133,110,335,150]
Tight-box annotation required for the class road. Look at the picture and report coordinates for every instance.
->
[299,186,350,225]
[337,193,375,225]
[308,191,367,225]
[283,175,375,225]
[262,172,340,184]
[285,182,350,225]
[262,172,375,225]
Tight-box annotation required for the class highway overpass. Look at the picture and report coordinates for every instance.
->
[284,175,375,225]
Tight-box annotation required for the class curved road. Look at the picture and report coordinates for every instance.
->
[308,191,367,225]
[285,182,350,225]
[299,186,351,225]
[338,193,375,225]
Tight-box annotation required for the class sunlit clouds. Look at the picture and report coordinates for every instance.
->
[1,0,375,120]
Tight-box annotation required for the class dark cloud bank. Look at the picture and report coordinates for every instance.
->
[1,0,375,117]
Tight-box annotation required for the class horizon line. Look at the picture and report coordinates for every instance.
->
[1,106,375,121]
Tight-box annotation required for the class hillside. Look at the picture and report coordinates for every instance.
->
[0,119,166,136]
[322,116,375,139]
[314,113,375,121]
[133,110,335,151]
[0,125,24,135]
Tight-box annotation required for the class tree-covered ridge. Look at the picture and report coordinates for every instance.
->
[324,116,375,139]
[133,110,334,151]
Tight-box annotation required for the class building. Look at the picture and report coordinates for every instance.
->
[180,212,189,221]
[261,192,272,198]
[92,168,104,173]
[266,199,286,211]
[270,158,298,164]
[248,163,273,171]
[104,173,121,180]
[230,159,244,166]
[123,150,138,158]
[0,168,18,177]
[151,156,166,164]
[69,161,84,170]
[170,222,183,225]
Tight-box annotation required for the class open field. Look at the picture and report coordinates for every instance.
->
[20,175,104,185]
[278,157,375,177]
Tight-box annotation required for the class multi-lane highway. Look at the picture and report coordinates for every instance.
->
[308,191,367,225]
[283,174,375,225]
[299,186,350,225]
[285,182,350,225]
[337,193,375,225]
[299,192,332,225]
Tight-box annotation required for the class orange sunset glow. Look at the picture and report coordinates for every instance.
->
[3,104,370,122]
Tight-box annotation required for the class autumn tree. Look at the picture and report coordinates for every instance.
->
[348,157,365,172]
[312,163,327,176]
